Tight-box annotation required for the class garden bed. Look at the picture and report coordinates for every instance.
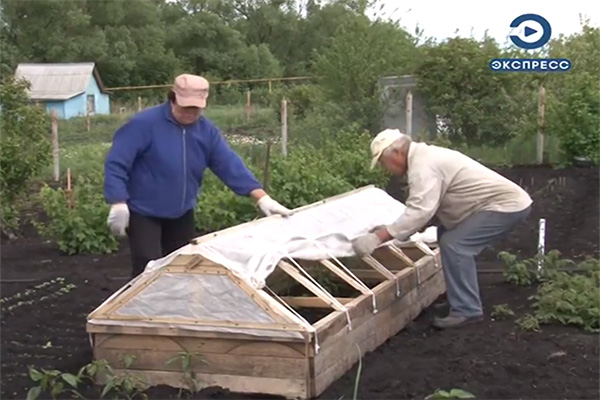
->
[1,165,599,400]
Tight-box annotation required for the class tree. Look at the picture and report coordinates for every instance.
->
[414,37,536,146]
[314,16,417,132]
[546,22,600,164]
[0,77,52,234]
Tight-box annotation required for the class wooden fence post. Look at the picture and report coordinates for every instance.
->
[138,96,142,112]
[51,110,59,182]
[281,98,288,157]
[86,109,91,132]
[245,90,252,121]
[66,168,74,208]
[537,84,546,164]
[405,89,413,137]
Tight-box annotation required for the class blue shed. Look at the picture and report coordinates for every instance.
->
[14,62,110,119]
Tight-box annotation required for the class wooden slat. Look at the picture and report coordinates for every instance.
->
[281,296,353,309]
[95,348,307,380]
[320,260,371,295]
[314,255,440,345]
[164,265,227,275]
[362,255,397,280]
[94,334,307,358]
[313,271,445,396]
[386,244,416,268]
[278,261,346,312]
[88,323,308,343]
[99,314,307,332]
[348,269,388,280]
[100,369,307,399]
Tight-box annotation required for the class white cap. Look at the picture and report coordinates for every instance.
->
[369,128,410,169]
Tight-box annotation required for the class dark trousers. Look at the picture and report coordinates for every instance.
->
[127,209,196,278]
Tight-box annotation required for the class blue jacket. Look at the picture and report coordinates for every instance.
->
[104,102,263,219]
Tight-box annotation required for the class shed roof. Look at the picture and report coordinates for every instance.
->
[14,62,107,101]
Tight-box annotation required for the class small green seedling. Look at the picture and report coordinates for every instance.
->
[516,314,540,332]
[491,304,515,319]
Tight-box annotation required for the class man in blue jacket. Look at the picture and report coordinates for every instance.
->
[104,74,291,278]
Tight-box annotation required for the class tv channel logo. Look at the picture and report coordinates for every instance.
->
[490,13,571,73]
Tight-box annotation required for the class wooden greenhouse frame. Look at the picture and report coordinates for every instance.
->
[86,186,446,399]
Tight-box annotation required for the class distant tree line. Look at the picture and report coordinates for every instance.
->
[1,0,598,161]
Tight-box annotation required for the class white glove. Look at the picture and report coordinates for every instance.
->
[257,195,291,217]
[352,233,382,257]
[107,203,130,237]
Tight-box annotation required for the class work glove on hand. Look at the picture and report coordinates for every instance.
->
[257,195,291,217]
[352,233,382,258]
[107,203,129,237]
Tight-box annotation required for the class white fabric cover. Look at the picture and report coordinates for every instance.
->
[145,187,437,288]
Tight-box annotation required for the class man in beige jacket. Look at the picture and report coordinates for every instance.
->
[352,129,532,328]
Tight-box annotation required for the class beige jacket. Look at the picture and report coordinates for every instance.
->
[386,142,532,240]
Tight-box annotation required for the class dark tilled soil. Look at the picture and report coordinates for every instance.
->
[1,165,599,400]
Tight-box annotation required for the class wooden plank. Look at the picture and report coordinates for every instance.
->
[314,270,445,395]
[88,323,308,343]
[281,296,353,309]
[99,314,307,332]
[94,334,307,358]
[101,369,306,399]
[314,256,440,345]
[348,269,389,280]
[95,348,306,380]
[164,265,227,275]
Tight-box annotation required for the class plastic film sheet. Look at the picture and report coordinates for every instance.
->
[115,273,277,324]
[145,187,437,288]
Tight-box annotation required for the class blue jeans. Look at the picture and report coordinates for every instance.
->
[437,206,532,317]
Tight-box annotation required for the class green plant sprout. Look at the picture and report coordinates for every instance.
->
[165,350,208,398]
[491,304,515,319]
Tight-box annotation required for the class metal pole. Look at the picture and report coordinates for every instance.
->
[538,218,546,271]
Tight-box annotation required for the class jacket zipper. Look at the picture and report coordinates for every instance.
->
[181,128,187,210]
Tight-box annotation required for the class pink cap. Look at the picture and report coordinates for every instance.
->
[172,74,209,108]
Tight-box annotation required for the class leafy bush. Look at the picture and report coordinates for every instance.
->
[500,250,600,332]
[0,76,52,232]
[268,146,355,209]
[194,172,259,232]
[530,258,599,332]
[35,172,119,255]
